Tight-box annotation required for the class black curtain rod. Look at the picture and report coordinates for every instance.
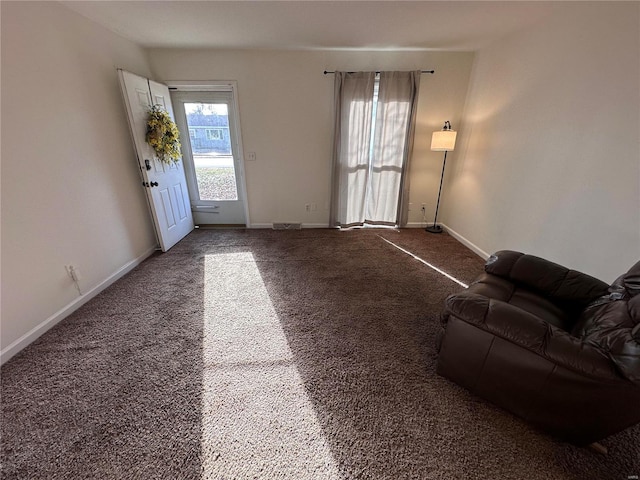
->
[324,70,434,75]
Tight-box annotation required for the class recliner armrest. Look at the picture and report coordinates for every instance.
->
[445,292,620,381]
[484,250,609,305]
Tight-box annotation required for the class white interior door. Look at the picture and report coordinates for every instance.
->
[171,90,247,226]
[118,70,194,251]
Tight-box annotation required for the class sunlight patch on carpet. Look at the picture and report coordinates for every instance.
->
[378,236,469,288]
[201,251,342,478]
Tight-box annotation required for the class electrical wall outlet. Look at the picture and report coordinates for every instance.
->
[421,203,427,213]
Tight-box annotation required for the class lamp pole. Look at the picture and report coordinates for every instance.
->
[426,150,447,234]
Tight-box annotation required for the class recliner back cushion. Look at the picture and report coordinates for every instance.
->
[485,251,608,305]
[486,252,569,293]
[468,273,572,330]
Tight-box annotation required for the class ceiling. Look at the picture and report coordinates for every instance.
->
[60,1,558,51]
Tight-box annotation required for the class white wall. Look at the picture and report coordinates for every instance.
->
[147,49,474,227]
[12,1,632,360]
[445,2,640,282]
[1,2,157,360]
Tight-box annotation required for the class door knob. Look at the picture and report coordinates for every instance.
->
[150,181,159,187]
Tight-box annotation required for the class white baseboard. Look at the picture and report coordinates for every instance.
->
[0,246,157,365]
[248,223,331,229]
[441,224,490,260]
[405,222,429,228]
[249,223,274,229]
[302,223,331,229]
[403,222,490,259]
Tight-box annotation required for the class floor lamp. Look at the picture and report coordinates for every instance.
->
[426,121,457,234]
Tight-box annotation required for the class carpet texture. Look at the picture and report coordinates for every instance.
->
[2,229,639,479]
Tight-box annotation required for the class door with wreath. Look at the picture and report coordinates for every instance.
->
[118,69,194,252]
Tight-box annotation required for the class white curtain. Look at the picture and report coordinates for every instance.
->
[330,71,420,228]
[330,72,376,227]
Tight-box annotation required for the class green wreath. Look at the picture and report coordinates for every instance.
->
[146,105,182,164]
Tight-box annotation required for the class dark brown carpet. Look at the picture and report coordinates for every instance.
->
[2,229,639,479]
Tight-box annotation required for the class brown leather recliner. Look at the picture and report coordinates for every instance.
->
[436,250,640,445]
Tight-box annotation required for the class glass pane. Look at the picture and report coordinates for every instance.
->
[184,102,238,201]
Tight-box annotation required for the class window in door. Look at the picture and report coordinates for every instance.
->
[182,102,237,201]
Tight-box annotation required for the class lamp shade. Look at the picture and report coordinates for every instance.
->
[431,130,457,151]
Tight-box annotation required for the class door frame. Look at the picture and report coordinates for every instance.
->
[167,80,250,227]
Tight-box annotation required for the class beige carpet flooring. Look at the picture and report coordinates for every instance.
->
[2,228,639,479]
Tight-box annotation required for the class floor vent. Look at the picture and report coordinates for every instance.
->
[272,222,302,230]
